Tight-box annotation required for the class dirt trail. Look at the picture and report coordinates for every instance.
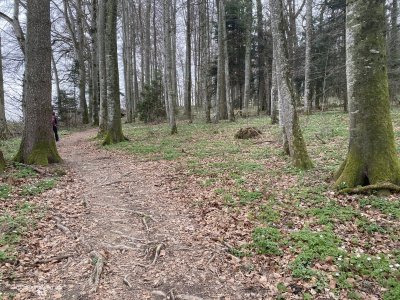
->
[23,129,256,300]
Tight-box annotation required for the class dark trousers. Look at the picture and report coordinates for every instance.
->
[53,126,59,142]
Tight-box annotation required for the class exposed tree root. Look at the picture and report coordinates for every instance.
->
[54,216,72,235]
[176,295,204,300]
[89,251,105,293]
[151,243,165,265]
[33,253,74,265]
[338,183,400,194]
[103,243,137,251]
[142,216,149,231]
[123,274,132,288]
[92,203,156,221]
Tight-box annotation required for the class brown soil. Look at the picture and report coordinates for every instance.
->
[4,129,273,300]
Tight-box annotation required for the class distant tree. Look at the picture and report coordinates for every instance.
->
[15,0,61,165]
[0,35,9,139]
[335,0,400,190]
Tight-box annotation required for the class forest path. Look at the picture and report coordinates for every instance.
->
[54,129,234,300]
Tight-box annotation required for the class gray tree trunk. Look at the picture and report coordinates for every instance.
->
[98,0,108,134]
[304,0,312,114]
[164,0,177,134]
[221,0,234,121]
[270,0,312,169]
[15,0,61,165]
[184,0,192,121]
[103,0,125,144]
[243,0,253,117]
[0,34,9,139]
[90,0,100,125]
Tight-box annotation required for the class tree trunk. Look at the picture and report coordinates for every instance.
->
[270,0,312,169]
[388,0,400,103]
[335,0,400,189]
[221,0,234,121]
[15,0,61,165]
[243,0,252,117]
[91,0,100,125]
[184,0,192,121]
[103,0,125,144]
[216,0,226,121]
[98,0,108,134]
[200,0,211,123]
[164,0,177,134]
[0,35,9,139]
[304,0,312,114]
[270,57,279,124]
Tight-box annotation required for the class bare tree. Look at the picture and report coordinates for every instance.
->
[15,0,61,165]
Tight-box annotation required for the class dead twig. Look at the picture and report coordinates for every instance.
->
[89,251,105,293]
[103,243,137,251]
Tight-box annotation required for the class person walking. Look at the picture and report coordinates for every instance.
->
[52,112,59,142]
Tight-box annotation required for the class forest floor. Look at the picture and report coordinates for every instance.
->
[1,111,400,300]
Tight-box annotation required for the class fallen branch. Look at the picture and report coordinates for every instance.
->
[92,204,156,222]
[151,290,167,298]
[315,133,327,144]
[338,183,400,194]
[110,230,147,242]
[89,251,105,293]
[33,253,74,265]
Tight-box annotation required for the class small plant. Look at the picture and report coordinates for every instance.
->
[237,190,263,205]
[257,204,280,224]
[13,163,37,178]
[252,226,282,255]
[0,184,10,200]
[21,179,56,196]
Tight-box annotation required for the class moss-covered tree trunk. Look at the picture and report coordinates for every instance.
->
[0,150,5,173]
[335,0,400,190]
[270,0,313,170]
[103,0,125,145]
[14,0,61,165]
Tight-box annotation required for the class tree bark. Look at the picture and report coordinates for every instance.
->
[221,0,234,121]
[335,0,400,189]
[304,0,312,114]
[15,0,61,165]
[270,0,312,169]
[184,0,192,121]
[103,0,125,144]
[98,0,108,134]
[243,0,253,117]
[0,35,9,139]
[90,0,100,125]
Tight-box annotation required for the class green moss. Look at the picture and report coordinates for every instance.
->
[14,140,61,166]
[336,0,400,190]
[102,127,126,145]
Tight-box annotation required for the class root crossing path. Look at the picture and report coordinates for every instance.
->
[28,129,254,300]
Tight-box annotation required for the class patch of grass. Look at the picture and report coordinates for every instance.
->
[12,163,37,179]
[384,278,400,300]
[0,185,11,200]
[256,204,280,224]
[359,196,400,219]
[290,229,344,279]
[252,226,282,255]
[21,179,56,196]
[307,201,360,225]
[356,218,387,234]
[237,190,263,205]
[0,138,20,160]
